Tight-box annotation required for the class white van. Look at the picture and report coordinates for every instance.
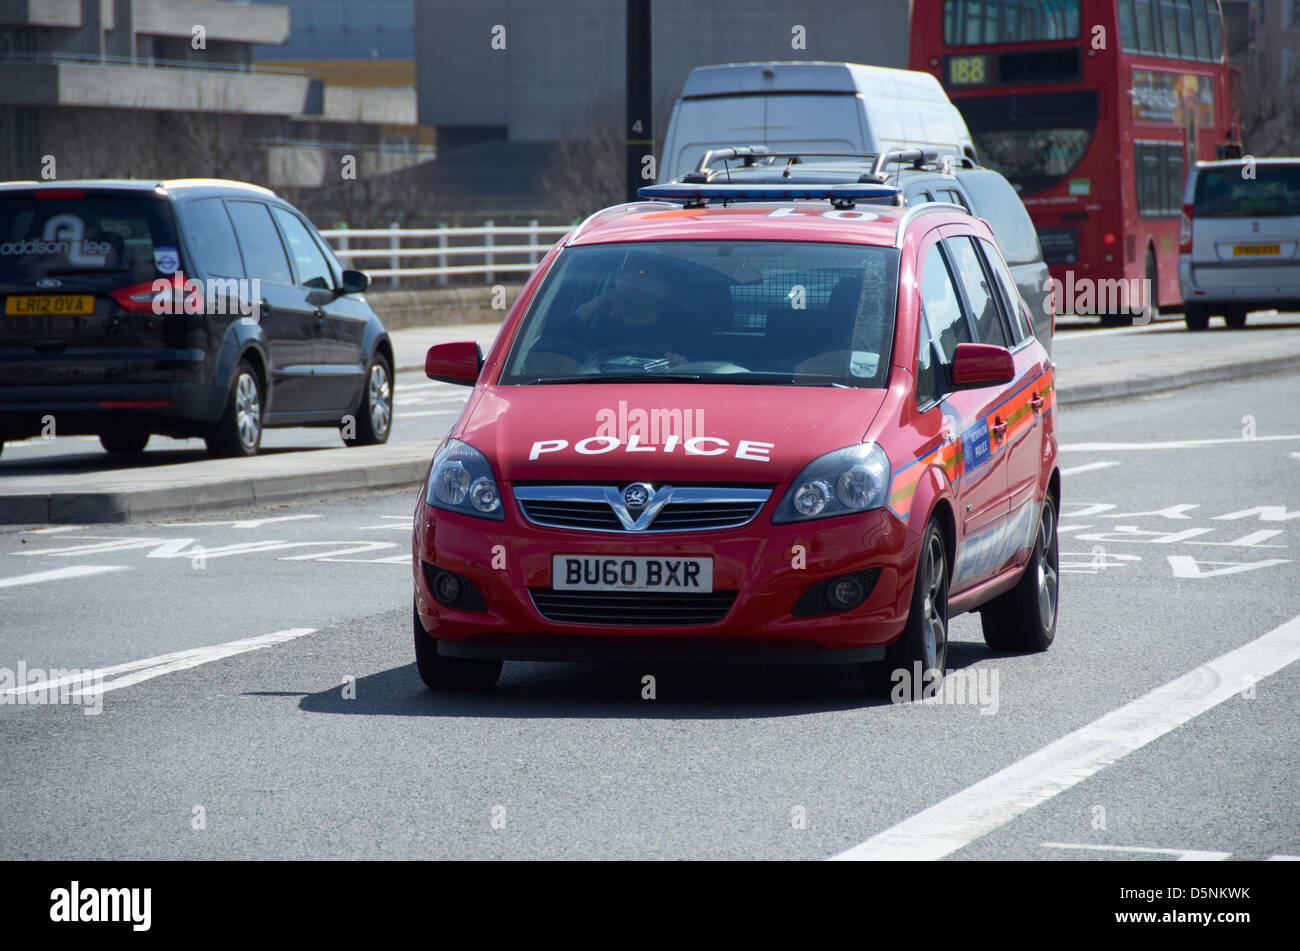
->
[661,61,976,183]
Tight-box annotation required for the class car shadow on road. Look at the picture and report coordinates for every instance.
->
[272,639,993,720]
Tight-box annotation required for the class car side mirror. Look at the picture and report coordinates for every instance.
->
[425,341,483,386]
[340,269,369,295]
[949,342,1014,390]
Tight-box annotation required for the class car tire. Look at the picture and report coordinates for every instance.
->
[99,430,150,455]
[1224,307,1248,329]
[206,360,263,457]
[342,352,392,446]
[980,491,1059,653]
[413,601,501,690]
[864,517,949,700]
[1184,306,1210,331]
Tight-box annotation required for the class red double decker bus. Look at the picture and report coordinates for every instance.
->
[909,0,1241,322]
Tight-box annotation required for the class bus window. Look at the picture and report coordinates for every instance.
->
[1135,0,1157,51]
[943,0,1081,45]
[1119,0,1139,51]
[1158,0,1181,56]
[1175,0,1196,59]
[1136,142,1184,217]
[1191,0,1210,60]
[1206,0,1223,61]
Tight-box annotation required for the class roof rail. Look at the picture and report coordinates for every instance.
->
[567,200,679,243]
[638,182,900,210]
[894,202,969,247]
[686,146,883,182]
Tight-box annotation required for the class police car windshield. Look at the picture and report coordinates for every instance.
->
[500,240,899,387]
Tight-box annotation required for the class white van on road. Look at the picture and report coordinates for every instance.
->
[1179,158,1300,331]
[661,61,976,183]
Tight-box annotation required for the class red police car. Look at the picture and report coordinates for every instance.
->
[412,182,1059,697]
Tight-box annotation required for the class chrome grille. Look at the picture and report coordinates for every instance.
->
[514,485,770,533]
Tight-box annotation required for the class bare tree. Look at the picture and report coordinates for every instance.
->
[1238,51,1299,157]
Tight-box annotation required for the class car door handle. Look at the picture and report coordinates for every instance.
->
[992,416,1008,441]
[259,298,272,317]
[1030,392,1045,414]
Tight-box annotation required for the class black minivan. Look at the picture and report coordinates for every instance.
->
[0,178,393,458]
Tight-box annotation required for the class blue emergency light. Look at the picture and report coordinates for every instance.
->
[637,182,901,209]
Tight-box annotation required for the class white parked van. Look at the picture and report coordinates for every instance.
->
[661,61,976,183]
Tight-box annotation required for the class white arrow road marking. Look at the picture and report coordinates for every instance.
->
[1167,555,1291,578]
[0,628,316,700]
[1041,843,1231,861]
[1061,434,1300,452]
[160,514,322,529]
[830,612,1300,861]
[0,565,129,588]
[1060,461,1119,477]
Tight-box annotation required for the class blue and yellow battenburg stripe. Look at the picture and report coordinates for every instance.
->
[886,365,1056,521]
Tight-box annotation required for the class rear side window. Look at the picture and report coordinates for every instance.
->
[958,169,1040,265]
[271,207,334,290]
[948,236,1008,347]
[0,194,178,284]
[978,237,1032,343]
[1193,163,1300,217]
[180,198,244,279]
[938,188,970,211]
[225,201,293,286]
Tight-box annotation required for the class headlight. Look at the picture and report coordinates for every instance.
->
[773,443,891,523]
[425,439,505,520]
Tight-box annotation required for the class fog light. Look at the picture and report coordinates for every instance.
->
[827,575,865,610]
[433,571,462,605]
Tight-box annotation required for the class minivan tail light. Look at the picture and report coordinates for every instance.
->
[1179,203,1194,253]
[110,273,202,314]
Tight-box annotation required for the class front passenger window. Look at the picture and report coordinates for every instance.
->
[948,236,1009,348]
[272,207,334,291]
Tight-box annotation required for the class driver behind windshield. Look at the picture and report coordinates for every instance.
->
[574,251,687,367]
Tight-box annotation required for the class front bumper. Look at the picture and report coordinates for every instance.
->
[412,485,919,664]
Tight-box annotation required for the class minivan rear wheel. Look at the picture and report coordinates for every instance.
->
[206,360,263,457]
[99,430,150,455]
[1184,305,1210,331]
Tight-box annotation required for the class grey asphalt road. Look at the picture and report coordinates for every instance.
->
[0,372,1297,860]
[0,368,465,469]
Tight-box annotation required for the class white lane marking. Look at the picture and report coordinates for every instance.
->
[160,515,322,529]
[20,526,88,535]
[398,410,464,418]
[1290,452,1300,461]
[830,612,1300,861]
[0,628,316,700]
[1061,435,1300,452]
[0,565,129,589]
[1269,855,1300,861]
[1060,461,1119,477]
[355,516,412,531]
[394,393,468,406]
[1042,842,1231,861]
[1167,555,1291,579]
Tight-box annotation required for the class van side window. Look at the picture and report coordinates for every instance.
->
[938,188,969,211]
[947,236,1008,348]
[908,188,936,205]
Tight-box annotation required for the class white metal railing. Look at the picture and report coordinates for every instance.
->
[319,221,572,288]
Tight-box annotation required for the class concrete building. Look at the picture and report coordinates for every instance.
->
[412,0,911,214]
[0,0,418,186]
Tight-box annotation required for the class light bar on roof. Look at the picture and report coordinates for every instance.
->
[637,182,900,206]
